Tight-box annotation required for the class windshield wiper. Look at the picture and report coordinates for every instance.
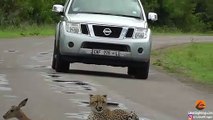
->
[76,11,113,15]
[76,12,141,19]
[113,14,141,19]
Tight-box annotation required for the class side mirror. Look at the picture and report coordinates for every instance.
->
[148,12,158,21]
[52,4,64,13]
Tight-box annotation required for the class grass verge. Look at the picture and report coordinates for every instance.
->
[0,25,212,38]
[151,26,213,36]
[152,42,213,85]
[0,25,55,38]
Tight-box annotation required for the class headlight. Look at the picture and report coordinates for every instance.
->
[66,22,81,33]
[133,28,148,39]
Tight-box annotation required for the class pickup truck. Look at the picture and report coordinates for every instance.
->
[52,0,158,79]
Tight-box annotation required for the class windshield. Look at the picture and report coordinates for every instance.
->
[68,0,142,19]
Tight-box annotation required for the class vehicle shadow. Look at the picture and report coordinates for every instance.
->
[67,69,134,79]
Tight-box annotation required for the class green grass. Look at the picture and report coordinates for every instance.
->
[0,25,55,38]
[0,25,212,38]
[151,26,213,36]
[152,42,213,84]
[152,32,213,36]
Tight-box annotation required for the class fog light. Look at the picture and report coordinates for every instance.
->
[68,42,74,48]
[138,48,143,53]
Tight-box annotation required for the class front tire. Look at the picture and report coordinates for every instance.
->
[55,52,70,72]
[128,60,150,79]
[54,40,70,72]
[128,67,135,76]
[53,28,70,72]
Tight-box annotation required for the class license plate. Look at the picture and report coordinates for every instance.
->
[92,49,119,56]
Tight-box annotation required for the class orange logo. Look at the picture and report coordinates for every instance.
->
[195,100,206,110]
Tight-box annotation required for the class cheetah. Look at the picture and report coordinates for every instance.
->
[87,94,139,120]
[128,111,139,120]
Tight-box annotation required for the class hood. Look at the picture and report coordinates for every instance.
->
[66,13,147,28]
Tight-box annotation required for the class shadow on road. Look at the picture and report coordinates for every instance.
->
[67,69,134,79]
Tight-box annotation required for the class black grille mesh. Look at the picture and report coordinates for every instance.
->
[81,24,134,38]
[81,24,89,35]
[81,42,130,52]
[126,28,134,38]
[93,25,122,38]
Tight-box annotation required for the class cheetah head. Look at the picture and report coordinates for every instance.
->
[89,94,107,113]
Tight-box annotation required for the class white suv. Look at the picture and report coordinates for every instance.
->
[52,0,158,79]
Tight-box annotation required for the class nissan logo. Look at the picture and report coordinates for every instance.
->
[103,28,112,36]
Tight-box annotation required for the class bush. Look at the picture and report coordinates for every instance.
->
[0,0,65,26]
[0,0,212,32]
[143,0,212,32]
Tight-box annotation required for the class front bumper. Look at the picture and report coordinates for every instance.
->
[61,54,148,67]
[58,27,152,66]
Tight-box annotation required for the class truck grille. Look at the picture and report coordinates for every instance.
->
[93,25,122,38]
[81,24,89,35]
[81,24,134,38]
[125,28,134,38]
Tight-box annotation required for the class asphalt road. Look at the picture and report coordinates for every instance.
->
[0,35,213,120]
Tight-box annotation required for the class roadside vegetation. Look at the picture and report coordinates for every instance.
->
[0,0,212,38]
[152,42,213,85]
[0,25,55,38]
